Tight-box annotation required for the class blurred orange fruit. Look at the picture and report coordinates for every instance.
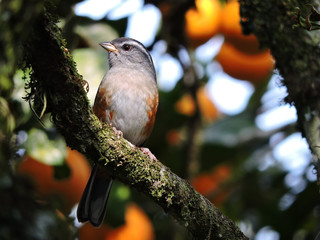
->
[79,223,111,240]
[18,148,91,210]
[166,129,181,146]
[216,42,274,83]
[79,204,153,240]
[175,93,195,117]
[220,0,261,54]
[105,204,154,240]
[192,175,218,196]
[196,86,219,121]
[175,86,219,122]
[192,165,231,206]
[185,0,222,47]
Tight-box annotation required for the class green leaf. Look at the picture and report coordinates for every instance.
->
[25,128,66,166]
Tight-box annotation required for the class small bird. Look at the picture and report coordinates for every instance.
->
[77,37,159,227]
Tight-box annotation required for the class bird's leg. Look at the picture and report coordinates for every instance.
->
[107,122,123,138]
[112,126,123,138]
[139,147,157,161]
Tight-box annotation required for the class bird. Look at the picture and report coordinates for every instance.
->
[77,37,159,227]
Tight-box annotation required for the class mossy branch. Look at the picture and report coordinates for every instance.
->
[240,0,320,184]
[22,5,247,240]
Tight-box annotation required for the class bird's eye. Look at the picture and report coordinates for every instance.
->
[122,44,131,51]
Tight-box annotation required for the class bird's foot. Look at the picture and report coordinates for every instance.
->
[112,126,123,139]
[140,147,157,161]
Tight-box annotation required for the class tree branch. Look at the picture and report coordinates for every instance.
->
[22,5,248,240]
[240,0,320,184]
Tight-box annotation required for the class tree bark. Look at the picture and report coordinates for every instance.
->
[239,0,320,186]
[22,4,248,240]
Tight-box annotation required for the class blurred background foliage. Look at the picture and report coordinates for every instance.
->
[1,0,319,239]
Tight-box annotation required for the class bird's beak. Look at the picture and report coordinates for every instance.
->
[99,42,118,53]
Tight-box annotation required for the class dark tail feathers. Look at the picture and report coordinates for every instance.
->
[77,164,113,227]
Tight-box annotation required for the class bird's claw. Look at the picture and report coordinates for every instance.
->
[140,147,157,161]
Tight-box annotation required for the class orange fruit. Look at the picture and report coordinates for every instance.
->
[185,0,222,47]
[175,86,219,122]
[216,42,274,83]
[79,223,111,240]
[220,0,261,54]
[192,165,231,206]
[166,129,181,146]
[196,86,219,121]
[175,93,196,117]
[18,148,91,210]
[105,204,154,240]
[192,174,218,196]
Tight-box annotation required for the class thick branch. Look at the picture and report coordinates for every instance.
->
[240,0,320,182]
[22,6,247,240]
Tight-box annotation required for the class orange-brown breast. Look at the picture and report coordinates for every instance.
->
[142,92,159,139]
[93,87,112,122]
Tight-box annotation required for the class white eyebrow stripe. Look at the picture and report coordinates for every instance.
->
[122,39,156,79]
